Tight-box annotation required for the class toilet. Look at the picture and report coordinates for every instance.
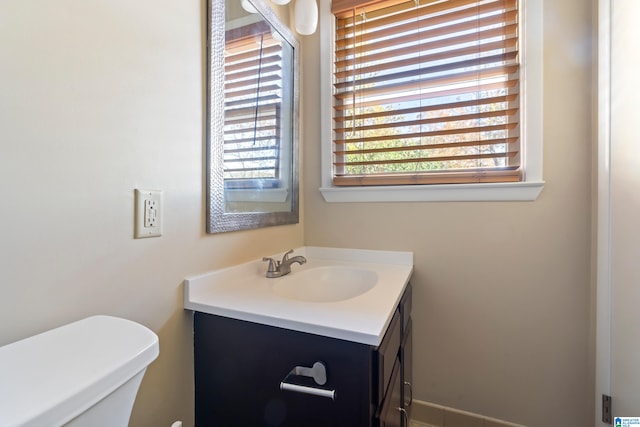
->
[0,315,159,427]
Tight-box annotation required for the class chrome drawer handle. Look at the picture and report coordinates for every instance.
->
[399,407,409,426]
[403,381,413,407]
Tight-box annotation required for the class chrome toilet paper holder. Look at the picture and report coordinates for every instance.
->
[279,361,336,400]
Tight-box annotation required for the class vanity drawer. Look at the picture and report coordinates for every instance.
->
[376,309,401,405]
[400,283,412,334]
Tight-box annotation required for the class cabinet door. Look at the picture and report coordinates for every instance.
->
[376,310,401,405]
[377,358,404,427]
[194,312,373,427]
[402,319,413,410]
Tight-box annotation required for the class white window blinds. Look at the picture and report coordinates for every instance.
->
[331,0,520,186]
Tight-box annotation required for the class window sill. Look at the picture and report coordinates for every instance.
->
[319,181,545,203]
[225,188,289,203]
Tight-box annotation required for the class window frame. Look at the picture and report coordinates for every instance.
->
[319,0,544,202]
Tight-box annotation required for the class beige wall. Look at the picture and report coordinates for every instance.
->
[0,0,594,426]
[0,1,302,426]
[301,1,593,426]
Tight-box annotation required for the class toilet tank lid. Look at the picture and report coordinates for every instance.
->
[0,315,159,427]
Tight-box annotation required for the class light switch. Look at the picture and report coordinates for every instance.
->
[134,189,162,238]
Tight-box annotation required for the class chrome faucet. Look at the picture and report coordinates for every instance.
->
[262,249,307,278]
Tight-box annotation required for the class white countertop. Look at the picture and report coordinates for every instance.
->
[183,247,413,346]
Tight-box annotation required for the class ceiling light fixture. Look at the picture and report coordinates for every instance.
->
[241,0,258,13]
[294,0,318,35]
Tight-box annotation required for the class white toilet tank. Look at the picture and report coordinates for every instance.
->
[0,315,159,427]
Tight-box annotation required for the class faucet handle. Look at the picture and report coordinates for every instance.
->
[281,249,294,263]
[262,257,278,273]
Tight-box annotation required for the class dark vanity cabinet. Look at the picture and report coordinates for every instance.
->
[379,283,413,427]
[194,284,412,427]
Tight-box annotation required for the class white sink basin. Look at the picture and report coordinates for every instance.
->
[272,266,378,302]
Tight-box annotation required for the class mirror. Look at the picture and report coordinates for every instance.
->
[206,0,300,233]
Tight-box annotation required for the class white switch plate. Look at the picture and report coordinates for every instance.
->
[134,189,162,238]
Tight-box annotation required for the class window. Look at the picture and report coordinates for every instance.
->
[319,0,544,202]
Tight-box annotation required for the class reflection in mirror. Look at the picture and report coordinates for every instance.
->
[207,0,299,233]
[224,6,292,213]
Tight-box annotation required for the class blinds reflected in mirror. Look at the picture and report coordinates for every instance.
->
[224,22,284,188]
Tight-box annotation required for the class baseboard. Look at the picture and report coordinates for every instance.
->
[410,399,528,427]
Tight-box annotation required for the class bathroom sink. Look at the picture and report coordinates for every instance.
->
[271,266,378,302]
[184,246,413,345]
